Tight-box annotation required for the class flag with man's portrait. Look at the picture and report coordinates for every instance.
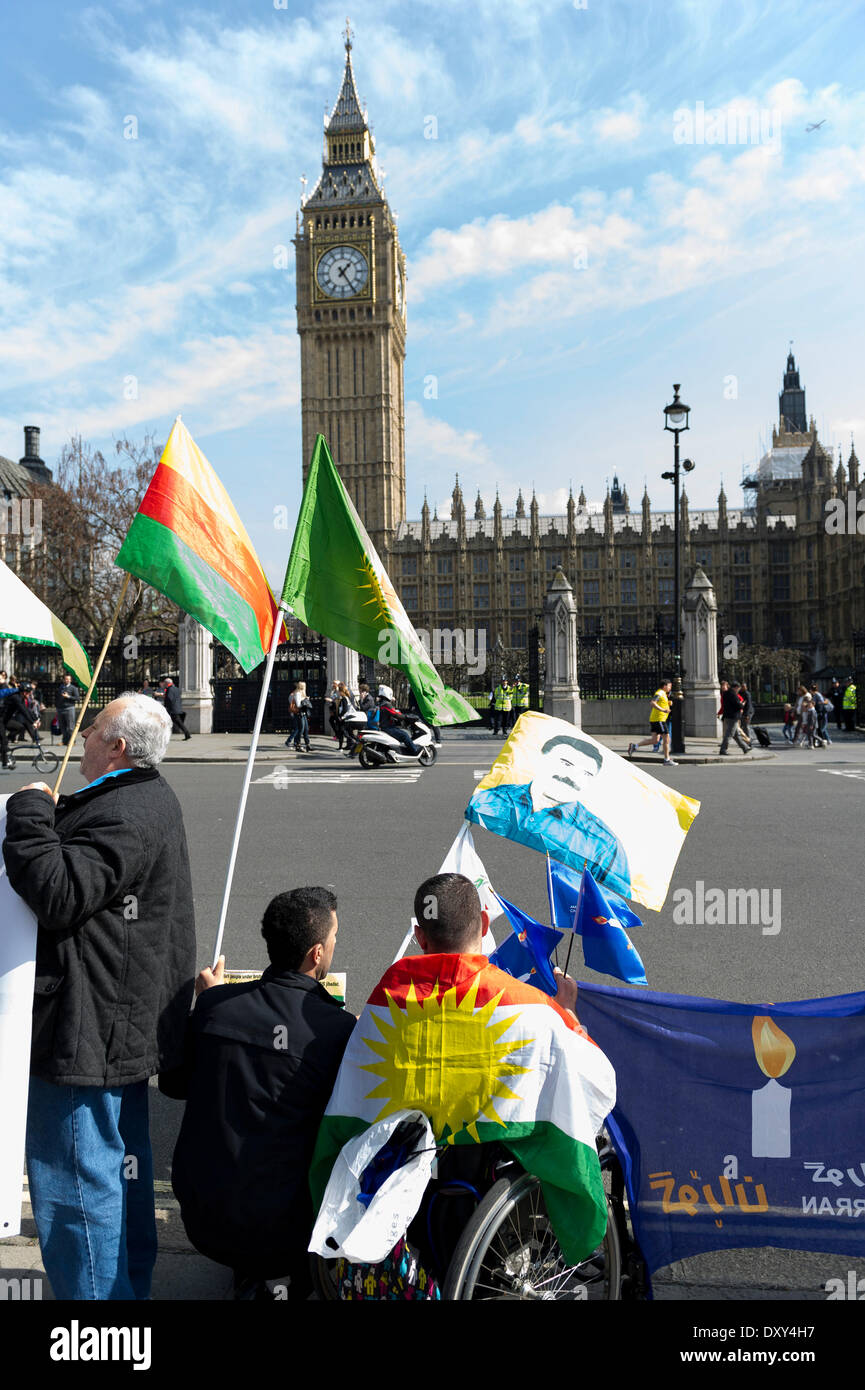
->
[465,711,700,912]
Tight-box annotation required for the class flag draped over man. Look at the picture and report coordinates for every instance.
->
[310,953,617,1264]
[115,417,283,673]
[0,559,91,687]
[283,434,478,726]
[466,711,700,912]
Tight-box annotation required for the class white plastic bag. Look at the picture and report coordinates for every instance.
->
[309,1109,436,1263]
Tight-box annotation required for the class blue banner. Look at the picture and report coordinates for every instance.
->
[577,982,865,1278]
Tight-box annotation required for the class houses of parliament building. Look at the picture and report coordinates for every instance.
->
[295,35,863,671]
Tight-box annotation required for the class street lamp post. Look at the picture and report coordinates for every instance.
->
[662,384,694,756]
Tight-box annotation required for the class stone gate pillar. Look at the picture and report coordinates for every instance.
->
[0,638,12,676]
[327,640,359,694]
[178,617,213,734]
[543,567,582,726]
[682,566,721,738]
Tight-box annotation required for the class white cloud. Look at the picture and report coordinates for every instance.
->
[405,402,493,486]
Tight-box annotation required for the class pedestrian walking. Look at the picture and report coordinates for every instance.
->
[56,672,79,746]
[629,679,675,765]
[285,681,312,752]
[325,681,343,746]
[337,682,357,755]
[718,680,751,755]
[797,696,818,749]
[810,683,830,746]
[738,683,754,742]
[782,703,796,743]
[161,678,191,739]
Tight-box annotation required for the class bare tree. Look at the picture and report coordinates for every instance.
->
[20,434,180,643]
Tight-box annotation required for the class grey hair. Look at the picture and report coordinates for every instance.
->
[100,692,172,767]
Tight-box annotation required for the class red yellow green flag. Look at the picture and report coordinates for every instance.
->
[310,953,616,1263]
[115,418,282,672]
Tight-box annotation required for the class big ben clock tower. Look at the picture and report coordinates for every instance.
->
[295,24,407,561]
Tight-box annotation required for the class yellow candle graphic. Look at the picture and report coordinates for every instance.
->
[751,1017,796,1158]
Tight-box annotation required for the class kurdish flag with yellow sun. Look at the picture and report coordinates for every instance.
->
[310,953,617,1263]
[282,434,479,726]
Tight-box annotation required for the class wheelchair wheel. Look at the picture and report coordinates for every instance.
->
[34,747,59,775]
[443,1172,621,1301]
[309,1254,339,1302]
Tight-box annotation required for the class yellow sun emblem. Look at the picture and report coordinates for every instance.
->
[361,977,533,1143]
[357,553,403,628]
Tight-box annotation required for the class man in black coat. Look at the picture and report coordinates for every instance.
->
[161,677,190,739]
[164,887,354,1300]
[2,693,196,1300]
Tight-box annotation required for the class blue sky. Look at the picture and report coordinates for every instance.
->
[1,0,864,585]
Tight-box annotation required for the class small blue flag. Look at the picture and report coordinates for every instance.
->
[489,892,563,996]
[547,858,647,986]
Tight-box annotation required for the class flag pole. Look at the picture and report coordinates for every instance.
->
[211,599,289,967]
[52,572,133,797]
[562,867,584,978]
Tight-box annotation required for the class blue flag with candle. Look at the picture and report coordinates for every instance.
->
[547,860,647,986]
[489,893,563,996]
[575,981,865,1287]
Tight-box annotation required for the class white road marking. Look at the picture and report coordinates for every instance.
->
[254,770,421,785]
[817,768,865,780]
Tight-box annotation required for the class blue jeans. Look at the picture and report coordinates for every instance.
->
[292,711,310,749]
[26,1076,157,1300]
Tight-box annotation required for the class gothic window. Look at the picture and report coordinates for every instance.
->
[620,551,636,570]
[772,572,790,600]
[510,582,526,608]
[734,575,751,602]
[658,578,674,606]
[619,616,638,635]
[583,551,599,570]
[402,585,418,610]
[695,547,711,569]
[509,553,526,572]
[771,543,789,565]
[545,552,563,571]
[473,554,489,574]
[656,549,673,568]
[402,556,417,576]
[735,611,753,644]
[473,583,490,608]
[437,584,454,609]
[583,579,600,606]
[733,546,750,565]
[436,555,453,575]
[621,579,637,605]
[327,349,332,396]
[511,618,528,648]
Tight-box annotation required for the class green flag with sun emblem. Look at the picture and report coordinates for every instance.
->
[282,434,479,726]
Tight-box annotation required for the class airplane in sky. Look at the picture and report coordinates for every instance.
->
[806,120,827,131]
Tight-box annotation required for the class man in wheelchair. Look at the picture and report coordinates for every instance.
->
[309,872,617,1300]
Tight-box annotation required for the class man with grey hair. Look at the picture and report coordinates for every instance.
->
[2,693,196,1300]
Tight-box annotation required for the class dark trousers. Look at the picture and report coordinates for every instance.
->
[169,710,190,738]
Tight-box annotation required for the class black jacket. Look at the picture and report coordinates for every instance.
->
[164,968,355,1271]
[2,767,196,1086]
[720,689,744,719]
[163,684,183,715]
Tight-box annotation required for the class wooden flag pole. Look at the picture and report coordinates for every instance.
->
[211,600,289,968]
[52,572,133,798]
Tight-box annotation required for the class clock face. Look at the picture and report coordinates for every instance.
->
[316,244,369,299]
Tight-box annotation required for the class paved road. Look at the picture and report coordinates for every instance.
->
[3,724,864,1299]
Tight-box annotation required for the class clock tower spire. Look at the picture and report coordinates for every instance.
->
[294,26,407,560]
